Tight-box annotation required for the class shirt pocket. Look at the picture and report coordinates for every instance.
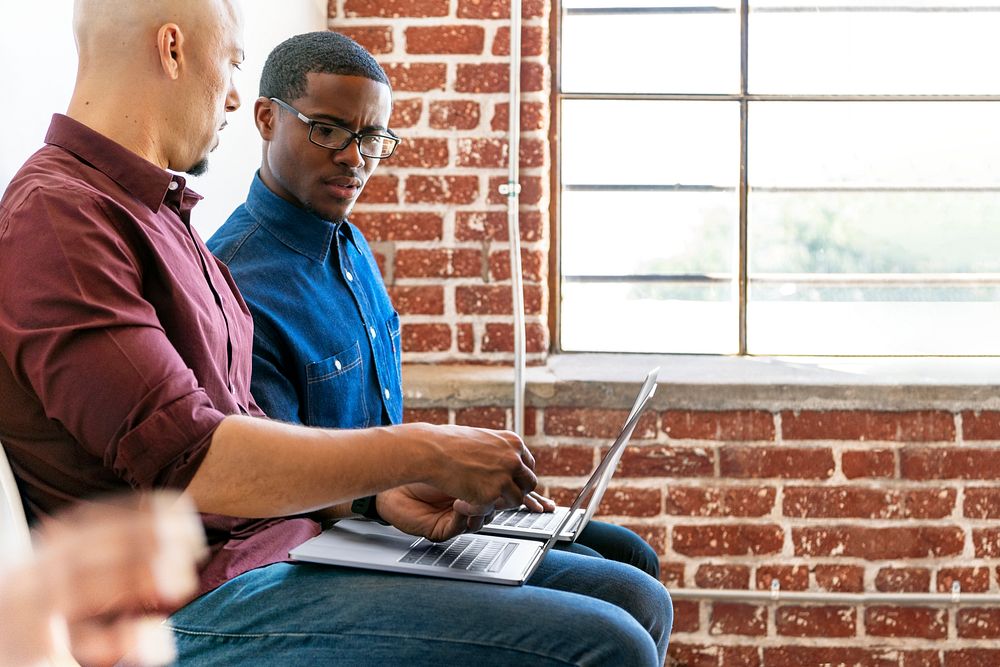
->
[304,341,369,428]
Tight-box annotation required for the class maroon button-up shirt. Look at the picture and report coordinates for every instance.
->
[0,115,319,595]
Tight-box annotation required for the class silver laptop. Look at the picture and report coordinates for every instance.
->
[289,466,583,585]
[478,367,658,542]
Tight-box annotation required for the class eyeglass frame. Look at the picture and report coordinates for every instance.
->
[269,97,401,160]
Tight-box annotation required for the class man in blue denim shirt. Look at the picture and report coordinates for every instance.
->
[206,32,671,665]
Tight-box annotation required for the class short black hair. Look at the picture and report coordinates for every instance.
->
[259,31,390,101]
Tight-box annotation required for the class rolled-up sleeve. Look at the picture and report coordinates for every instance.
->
[0,186,225,490]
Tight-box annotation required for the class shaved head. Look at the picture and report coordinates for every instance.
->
[69,0,244,173]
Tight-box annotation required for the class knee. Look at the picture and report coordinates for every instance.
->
[570,602,660,667]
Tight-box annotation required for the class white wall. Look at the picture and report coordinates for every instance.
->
[0,1,327,239]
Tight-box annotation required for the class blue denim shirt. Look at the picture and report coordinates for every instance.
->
[208,174,402,428]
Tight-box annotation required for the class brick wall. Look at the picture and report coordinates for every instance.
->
[406,400,1000,665]
[329,0,551,364]
[329,2,1000,665]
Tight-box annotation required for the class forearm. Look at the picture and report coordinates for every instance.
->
[185,415,434,518]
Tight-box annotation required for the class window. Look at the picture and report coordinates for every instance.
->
[558,1,1000,355]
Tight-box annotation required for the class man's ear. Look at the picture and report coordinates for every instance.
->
[156,24,184,80]
[254,97,276,140]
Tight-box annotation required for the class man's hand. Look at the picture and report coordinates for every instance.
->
[399,423,538,510]
[375,484,496,543]
[522,491,558,513]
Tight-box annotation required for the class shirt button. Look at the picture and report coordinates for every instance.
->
[345,271,354,282]
[384,388,391,400]
[167,181,179,191]
[369,326,377,339]
[334,360,342,371]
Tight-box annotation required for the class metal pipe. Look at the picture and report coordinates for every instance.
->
[670,585,1000,606]
[504,0,526,437]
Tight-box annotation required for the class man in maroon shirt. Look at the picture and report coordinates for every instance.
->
[0,1,671,664]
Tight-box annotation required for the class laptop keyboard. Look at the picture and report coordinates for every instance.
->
[399,535,517,573]
[490,509,560,531]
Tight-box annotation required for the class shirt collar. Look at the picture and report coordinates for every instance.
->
[44,114,201,212]
[244,172,361,263]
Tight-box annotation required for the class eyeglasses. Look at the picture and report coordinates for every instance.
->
[270,97,400,160]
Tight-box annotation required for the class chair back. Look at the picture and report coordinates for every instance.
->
[0,441,32,560]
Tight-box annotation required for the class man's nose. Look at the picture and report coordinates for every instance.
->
[226,80,241,113]
[332,140,365,169]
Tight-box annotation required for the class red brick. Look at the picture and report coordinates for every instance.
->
[345,0,449,16]
[489,248,545,282]
[387,285,444,315]
[372,249,387,276]
[405,25,485,54]
[973,528,1000,557]
[963,410,1000,440]
[756,565,809,591]
[842,448,896,478]
[403,407,448,424]
[902,447,1000,480]
[391,98,423,128]
[776,605,856,637]
[383,62,447,92]
[357,174,399,204]
[661,562,685,588]
[720,446,834,479]
[457,138,545,169]
[481,322,547,353]
[391,137,449,168]
[958,608,1000,639]
[487,175,543,205]
[793,526,964,559]
[405,175,479,204]
[964,488,1000,518]
[543,407,653,439]
[395,248,482,279]
[696,564,750,589]
[455,210,543,242]
[814,564,865,592]
[616,446,715,478]
[784,486,900,519]
[592,486,660,517]
[455,406,506,429]
[937,567,990,593]
[903,651,943,667]
[902,488,956,519]
[672,525,784,557]
[622,523,667,554]
[493,25,544,56]
[491,101,546,132]
[722,647,761,667]
[351,211,442,241]
[456,62,545,94]
[709,603,765,636]
[667,643,721,667]
[672,600,700,633]
[781,410,955,441]
[401,323,451,352]
[337,26,394,54]
[429,100,481,130]
[875,567,931,592]
[665,486,775,518]
[663,410,775,441]
[764,646,915,666]
[813,565,865,593]
[456,322,474,353]
[457,0,545,19]
[523,406,537,437]
[946,650,1000,667]
[865,607,947,639]
[455,284,544,315]
[532,445,593,476]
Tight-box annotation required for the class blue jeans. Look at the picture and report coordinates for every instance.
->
[169,550,672,666]
[565,520,661,580]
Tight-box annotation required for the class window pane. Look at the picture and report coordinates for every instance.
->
[748,191,1000,354]
[750,102,1000,187]
[562,7,739,94]
[562,100,739,186]
[750,4,1000,95]
[562,283,739,353]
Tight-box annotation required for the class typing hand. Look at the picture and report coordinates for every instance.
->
[376,484,495,543]
[522,491,557,513]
